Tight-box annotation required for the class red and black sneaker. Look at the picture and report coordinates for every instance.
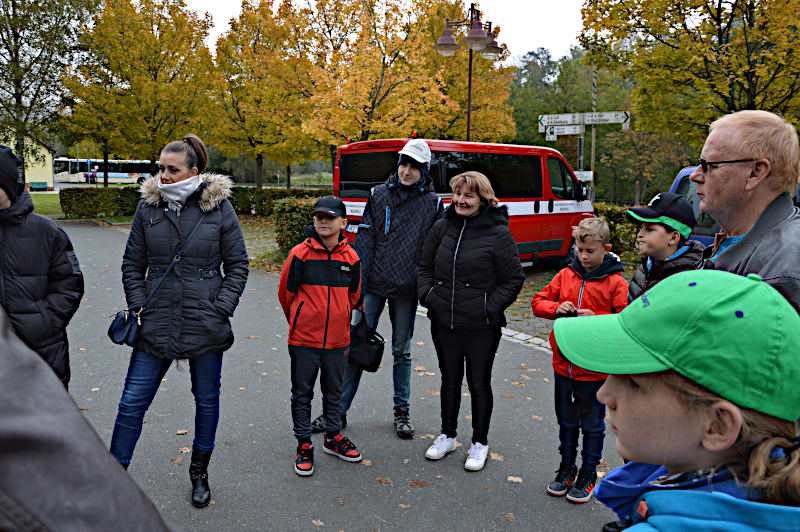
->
[566,468,598,503]
[322,433,362,462]
[294,442,314,476]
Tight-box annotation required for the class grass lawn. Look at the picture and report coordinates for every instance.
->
[31,193,63,216]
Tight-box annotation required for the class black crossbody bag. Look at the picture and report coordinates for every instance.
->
[108,213,207,346]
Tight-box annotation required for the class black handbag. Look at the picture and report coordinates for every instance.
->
[108,213,207,347]
[347,314,385,372]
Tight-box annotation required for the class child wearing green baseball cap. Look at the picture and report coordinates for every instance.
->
[626,192,705,302]
[553,270,800,530]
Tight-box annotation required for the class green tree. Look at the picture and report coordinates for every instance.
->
[581,0,800,147]
[0,0,98,176]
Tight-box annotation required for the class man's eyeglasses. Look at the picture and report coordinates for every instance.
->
[697,158,755,173]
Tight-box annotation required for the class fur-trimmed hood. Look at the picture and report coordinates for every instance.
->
[139,173,233,212]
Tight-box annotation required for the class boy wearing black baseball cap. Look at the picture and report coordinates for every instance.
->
[278,196,364,476]
[626,192,704,301]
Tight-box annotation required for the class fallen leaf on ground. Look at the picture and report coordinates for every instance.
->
[419,434,437,439]
[597,471,607,478]
[79,348,87,351]
[90,387,99,391]
[510,381,524,387]
[489,452,504,461]
[532,415,543,421]
[465,415,472,420]
[436,474,443,479]
[482,486,489,491]
[171,456,183,464]
[501,394,515,399]
[362,459,373,466]
[274,334,282,338]
[176,430,188,435]
[507,476,523,483]
[403,458,410,464]
[398,504,410,509]
[413,366,427,371]
[246,336,260,339]
[518,363,528,370]
[256,360,264,364]
[312,519,324,527]
[415,341,425,346]
[272,370,279,374]
[423,390,440,396]
[179,447,191,453]
[504,513,516,522]
[542,377,550,382]
[376,477,392,486]
[239,387,246,391]
[423,371,435,376]
[409,480,430,488]
[520,374,531,380]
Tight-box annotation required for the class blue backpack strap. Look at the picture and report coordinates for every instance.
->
[384,205,391,235]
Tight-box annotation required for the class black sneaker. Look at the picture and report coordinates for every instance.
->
[602,517,632,532]
[311,414,347,433]
[394,408,414,439]
[294,442,314,476]
[323,434,362,462]
[566,468,598,503]
[546,462,577,496]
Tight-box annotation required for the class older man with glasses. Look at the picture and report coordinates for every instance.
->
[690,110,800,312]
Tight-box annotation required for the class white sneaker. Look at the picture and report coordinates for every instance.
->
[425,434,457,460]
[464,442,489,471]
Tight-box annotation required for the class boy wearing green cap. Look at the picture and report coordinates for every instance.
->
[554,270,800,530]
[626,192,704,302]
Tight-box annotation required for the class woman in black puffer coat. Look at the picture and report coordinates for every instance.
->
[110,134,248,508]
[417,171,523,472]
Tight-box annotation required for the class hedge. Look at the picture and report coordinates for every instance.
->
[60,187,141,218]
[593,202,639,261]
[230,186,329,216]
[273,197,318,251]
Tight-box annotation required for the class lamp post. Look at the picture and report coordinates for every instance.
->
[433,3,502,141]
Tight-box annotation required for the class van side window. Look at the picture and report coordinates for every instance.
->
[437,151,491,191]
[547,157,576,200]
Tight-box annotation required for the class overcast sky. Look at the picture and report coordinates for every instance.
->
[184,0,585,65]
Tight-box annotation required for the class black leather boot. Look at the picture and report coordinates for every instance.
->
[189,448,212,508]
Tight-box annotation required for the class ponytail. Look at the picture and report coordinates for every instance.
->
[162,133,208,173]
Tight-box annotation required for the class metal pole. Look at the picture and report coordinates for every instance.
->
[591,69,597,202]
[467,48,473,142]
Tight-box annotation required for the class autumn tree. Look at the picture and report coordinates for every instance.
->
[66,0,214,169]
[211,0,319,188]
[299,0,515,144]
[581,0,800,147]
[0,0,98,177]
[600,130,693,204]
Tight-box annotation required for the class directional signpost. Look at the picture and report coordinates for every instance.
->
[538,111,631,172]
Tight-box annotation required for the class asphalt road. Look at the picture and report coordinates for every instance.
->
[62,220,620,531]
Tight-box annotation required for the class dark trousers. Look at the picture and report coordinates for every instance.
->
[110,350,223,465]
[431,323,501,445]
[289,344,348,441]
[553,373,606,470]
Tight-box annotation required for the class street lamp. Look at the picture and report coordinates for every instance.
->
[433,3,502,141]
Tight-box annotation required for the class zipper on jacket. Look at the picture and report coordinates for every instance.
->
[423,285,434,305]
[568,278,589,379]
[484,292,489,325]
[321,248,333,349]
[450,219,467,329]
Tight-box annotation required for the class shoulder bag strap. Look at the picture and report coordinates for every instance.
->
[136,212,207,312]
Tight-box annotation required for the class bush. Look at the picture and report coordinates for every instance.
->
[273,197,317,251]
[593,202,639,261]
[229,186,329,217]
[59,187,141,218]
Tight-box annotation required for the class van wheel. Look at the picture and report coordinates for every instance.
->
[565,239,577,265]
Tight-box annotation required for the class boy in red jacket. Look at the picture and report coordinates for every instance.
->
[531,217,628,504]
[278,196,363,476]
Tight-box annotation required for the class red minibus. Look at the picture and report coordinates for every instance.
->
[334,139,594,266]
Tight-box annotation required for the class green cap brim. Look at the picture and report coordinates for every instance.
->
[626,211,693,240]
[553,313,672,375]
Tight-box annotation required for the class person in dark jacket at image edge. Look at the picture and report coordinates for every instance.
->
[0,145,84,387]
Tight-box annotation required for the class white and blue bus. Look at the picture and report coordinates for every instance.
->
[53,157,153,184]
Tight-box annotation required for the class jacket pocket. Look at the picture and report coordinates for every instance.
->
[291,301,305,333]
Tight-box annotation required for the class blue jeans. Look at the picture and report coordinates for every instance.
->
[341,294,416,413]
[110,350,223,465]
[553,373,606,470]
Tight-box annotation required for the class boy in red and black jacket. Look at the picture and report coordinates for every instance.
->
[278,196,363,476]
[531,217,628,504]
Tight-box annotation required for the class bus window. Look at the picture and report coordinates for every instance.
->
[339,152,398,198]
[547,157,576,199]
[490,154,542,198]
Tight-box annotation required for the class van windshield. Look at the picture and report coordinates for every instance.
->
[675,175,721,237]
[339,150,544,199]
